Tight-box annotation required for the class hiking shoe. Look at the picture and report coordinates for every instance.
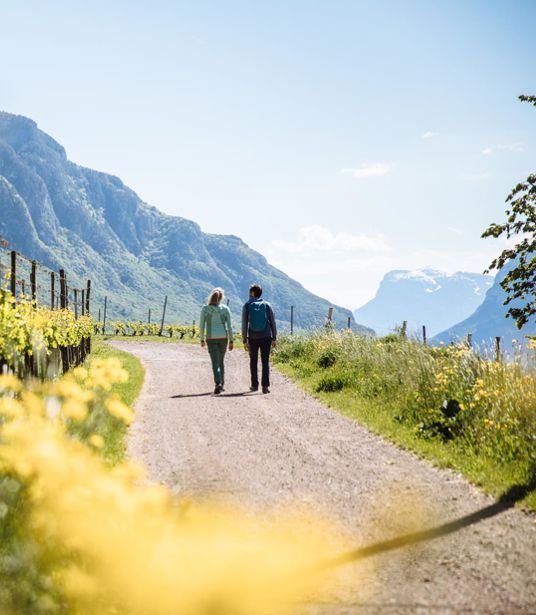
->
[214,385,222,395]
[249,386,258,392]
[262,386,270,394]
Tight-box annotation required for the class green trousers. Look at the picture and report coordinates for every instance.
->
[207,339,228,386]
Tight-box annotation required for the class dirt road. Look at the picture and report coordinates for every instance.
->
[111,341,536,614]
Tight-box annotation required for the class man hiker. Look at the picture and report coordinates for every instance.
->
[242,284,277,394]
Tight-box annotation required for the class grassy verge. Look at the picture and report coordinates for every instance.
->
[85,337,145,464]
[273,333,536,511]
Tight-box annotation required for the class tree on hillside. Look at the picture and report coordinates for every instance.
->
[482,95,536,329]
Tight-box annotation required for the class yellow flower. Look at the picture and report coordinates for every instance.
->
[0,374,22,393]
[105,397,134,425]
[89,434,104,449]
[62,399,88,422]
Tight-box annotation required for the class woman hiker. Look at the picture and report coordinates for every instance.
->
[199,287,234,394]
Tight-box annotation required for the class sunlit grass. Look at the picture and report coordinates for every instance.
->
[84,338,145,464]
[273,332,536,510]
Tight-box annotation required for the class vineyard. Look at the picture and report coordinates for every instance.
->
[101,320,200,339]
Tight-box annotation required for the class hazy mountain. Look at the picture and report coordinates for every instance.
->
[0,111,370,332]
[354,269,494,337]
[432,260,536,348]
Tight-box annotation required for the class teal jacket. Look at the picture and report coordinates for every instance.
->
[199,304,234,342]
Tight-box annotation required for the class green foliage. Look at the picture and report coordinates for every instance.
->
[482,94,536,329]
[0,289,93,368]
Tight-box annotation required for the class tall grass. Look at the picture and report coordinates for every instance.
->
[274,332,536,508]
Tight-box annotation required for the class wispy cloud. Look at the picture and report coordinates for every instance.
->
[482,142,524,155]
[421,131,438,139]
[340,162,391,178]
[273,225,391,254]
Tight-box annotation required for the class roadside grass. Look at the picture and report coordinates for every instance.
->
[85,337,145,464]
[273,333,536,511]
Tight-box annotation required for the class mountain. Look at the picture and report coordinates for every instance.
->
[432,260,536,348]
[353,269,494,337]
[0,112,369,332]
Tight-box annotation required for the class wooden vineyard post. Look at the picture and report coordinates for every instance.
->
[148,309,151,324]
[50,272,55,309]
[10,251,16,298]
[347,316,351,330]
[422,325,427,346]
[81,289,85,316]
[21,281,25,296]
[103,296,108,334]
[192,319,195,337]
[59,270,67,308]
[495,337,501,363]
[290,305,294,335]
[85,280,91,314]
[30,260,37,305]
[159,295,167,336]
[401,320,407,339]
[74,289,78,319]
[325,307,333,331]
[466,333,472,349]
[98,308,101,323]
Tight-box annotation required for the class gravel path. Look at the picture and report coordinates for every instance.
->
[111,341,536,614]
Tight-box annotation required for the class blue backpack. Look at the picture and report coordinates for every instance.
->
[248,300,269,332]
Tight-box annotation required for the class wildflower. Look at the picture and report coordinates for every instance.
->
[62,399,88,422]
[89,434,104,449]
[105,397,134,425]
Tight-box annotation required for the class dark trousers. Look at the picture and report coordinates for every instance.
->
[249,337,272,388]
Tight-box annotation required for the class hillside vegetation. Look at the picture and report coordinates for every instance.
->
[0,111,363,332]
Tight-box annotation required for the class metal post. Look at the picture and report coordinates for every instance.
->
[30,260,37,304]
[159,295,167,336]
[59,270,67,309]
[50,272,55,309]
[103,296,108,334]
[10,251,16,297]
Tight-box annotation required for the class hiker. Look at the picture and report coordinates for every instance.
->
[242,284,277,394]
[199,287,234,395]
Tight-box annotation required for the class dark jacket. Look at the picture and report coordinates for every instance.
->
[241,298,277,341]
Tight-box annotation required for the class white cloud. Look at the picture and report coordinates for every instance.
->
[340,162,391,178]
[482,142,524,155]
[272,225,391,254]
[422,131,438,139]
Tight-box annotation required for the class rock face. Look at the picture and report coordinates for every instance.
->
[0,111,369,331]
[354,269,494,337]
[432,260,536,348]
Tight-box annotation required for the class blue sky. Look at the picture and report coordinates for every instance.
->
[1,0,535,309]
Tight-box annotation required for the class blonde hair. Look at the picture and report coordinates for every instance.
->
[208,287,224,306]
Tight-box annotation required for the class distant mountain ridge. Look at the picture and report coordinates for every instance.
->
[0,111,368,332]
[354,268,494,337]
[432,259,536,347]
